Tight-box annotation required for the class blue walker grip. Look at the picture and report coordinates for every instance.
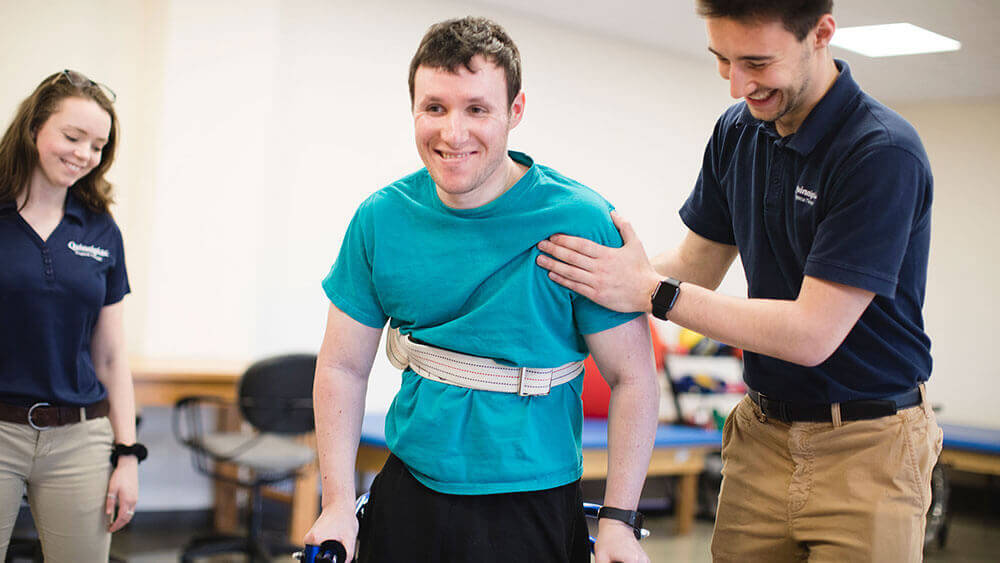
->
[298,539,347,562]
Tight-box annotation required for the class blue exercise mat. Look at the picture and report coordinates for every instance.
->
[940,422,1000,454]
[361,413,723,449]
[581,418,722,449]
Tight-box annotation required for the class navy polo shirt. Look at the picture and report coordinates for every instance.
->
[0,190,130,407]
[680,60,933,404]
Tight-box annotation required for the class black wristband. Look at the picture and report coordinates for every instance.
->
[111,442,148,467]
[597,506,644,540]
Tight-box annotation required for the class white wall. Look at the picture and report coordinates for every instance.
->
[2,0,997,510]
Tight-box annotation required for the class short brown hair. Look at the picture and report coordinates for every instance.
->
[408,16,522,108]
[696,0,833,41]
[0,71,119,214]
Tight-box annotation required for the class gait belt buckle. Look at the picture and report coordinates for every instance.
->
[517,367,552,397]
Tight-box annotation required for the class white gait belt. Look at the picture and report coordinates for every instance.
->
[385,327,584,396]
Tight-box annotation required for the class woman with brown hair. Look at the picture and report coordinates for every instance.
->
[0,70,144,561]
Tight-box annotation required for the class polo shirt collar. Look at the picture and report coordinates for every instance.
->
[63,189,87,224]
[0,189,88,223]
[784,60,860,155]
[735,59,861,155]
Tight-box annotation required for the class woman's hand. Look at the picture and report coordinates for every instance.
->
[106,457,139,532]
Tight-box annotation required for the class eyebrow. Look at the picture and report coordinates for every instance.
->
[62,125,108,144]
[418,95,495,106]
[707,47,773,62]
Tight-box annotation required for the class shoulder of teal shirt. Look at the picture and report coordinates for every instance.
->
[511,151,641,333]
[516,152,628,250]
[320,188,396,329]
[368,167,433,208]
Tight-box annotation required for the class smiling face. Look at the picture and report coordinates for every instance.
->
[32,96,111,191]
[706,15,836,136]
[412,55,525,209]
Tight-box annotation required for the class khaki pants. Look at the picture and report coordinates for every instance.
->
[712,391,942,563]
[0,417,114,562]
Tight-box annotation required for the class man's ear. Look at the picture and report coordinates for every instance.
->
[508,91,526,129]
[813,13,836,50]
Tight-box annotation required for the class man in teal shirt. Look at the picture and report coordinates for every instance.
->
[305,17,658,563]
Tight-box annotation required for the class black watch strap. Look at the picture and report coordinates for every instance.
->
[650,277,681,320]
[111,442,148,467]
[597,506,644,540]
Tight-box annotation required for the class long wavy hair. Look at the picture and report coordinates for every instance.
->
[0,71,119,214]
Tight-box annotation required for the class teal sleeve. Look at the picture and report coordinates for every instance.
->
[321,197,388,328]
[571,201,643,335]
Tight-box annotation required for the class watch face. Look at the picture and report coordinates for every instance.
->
[651,279,680,319]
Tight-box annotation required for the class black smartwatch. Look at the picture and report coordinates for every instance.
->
[597,506,644,540]
[111,442,148,467]
[650,277,681,320]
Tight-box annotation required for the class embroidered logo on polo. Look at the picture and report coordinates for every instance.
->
[795,185,818,206]
[68,241,110,262]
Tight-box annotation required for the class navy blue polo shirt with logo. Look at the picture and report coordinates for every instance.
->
[680,60,933,404]
[0,189,130,407]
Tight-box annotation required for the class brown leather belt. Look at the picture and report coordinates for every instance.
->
[0,399,110,430]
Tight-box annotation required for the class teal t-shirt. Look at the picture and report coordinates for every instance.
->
[322,151,640,494]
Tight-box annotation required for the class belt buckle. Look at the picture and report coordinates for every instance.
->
[756,392,773,422]
[517,368,552,397]
[27,402,52,431]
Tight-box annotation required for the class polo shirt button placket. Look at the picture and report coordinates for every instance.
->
[42,249,54,280]
[765,157,783,214]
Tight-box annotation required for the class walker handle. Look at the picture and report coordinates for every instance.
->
[292,539,348,562]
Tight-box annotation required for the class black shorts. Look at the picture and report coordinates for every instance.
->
[357,454,591,563]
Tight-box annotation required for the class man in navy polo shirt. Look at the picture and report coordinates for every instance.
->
[537,1,941,560]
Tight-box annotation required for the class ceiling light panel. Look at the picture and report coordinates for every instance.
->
[831,23,961,57]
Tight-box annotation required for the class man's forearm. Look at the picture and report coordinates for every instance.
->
[668,284,812,362]
[603,373,659,511]
[665,276,873,367]
[314,364,369,509]
[651,235,737,292]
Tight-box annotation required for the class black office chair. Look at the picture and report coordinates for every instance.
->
[173,354,318,563]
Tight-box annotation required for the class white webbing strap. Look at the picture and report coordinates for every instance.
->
[385,327,583,396]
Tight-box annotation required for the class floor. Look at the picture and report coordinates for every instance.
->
[8,471,999,562]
